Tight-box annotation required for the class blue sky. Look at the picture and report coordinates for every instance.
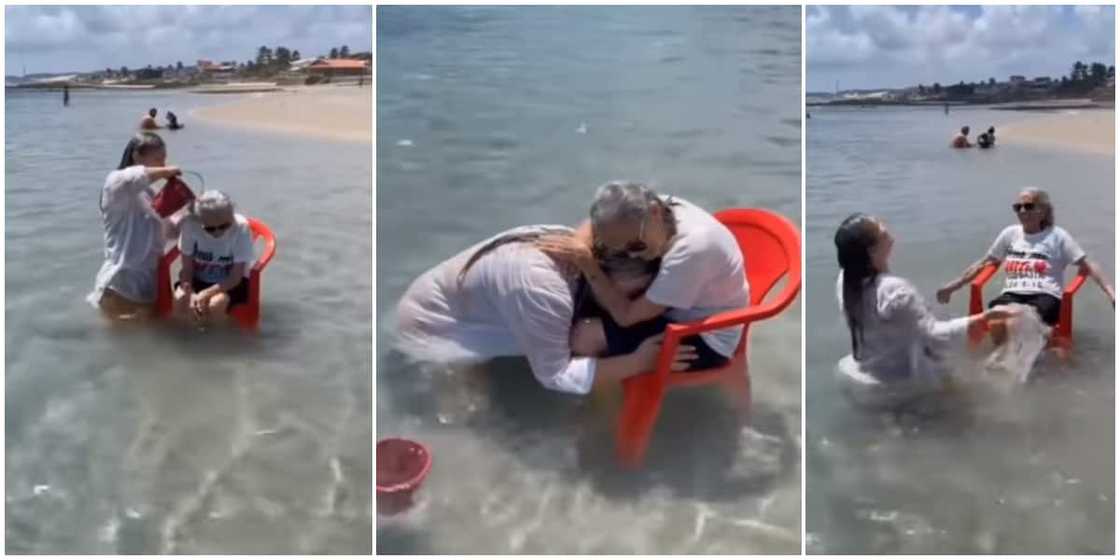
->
[6,5,372,75]
[808,5,1115,92]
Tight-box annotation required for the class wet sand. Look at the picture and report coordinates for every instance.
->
[1001,109,1114,156]
[192,85,371,143]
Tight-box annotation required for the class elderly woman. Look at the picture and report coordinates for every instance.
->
[538,181,748,371]
[174,190,256,322]
[87,132,182,320]
[834,214,1014,408]
[395,226,697,394]
[937,188,1114,344]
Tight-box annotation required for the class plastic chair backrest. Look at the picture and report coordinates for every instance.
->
[713,208,800,307]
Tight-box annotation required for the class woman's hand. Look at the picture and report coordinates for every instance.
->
[535,234,596,274]
[635,333,698,372]
[936,284,956,304]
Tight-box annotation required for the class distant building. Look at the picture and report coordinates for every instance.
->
[306,58,369,77]
[289,58,319,71]
[1009,75,1027,85]
[1033,76,1052,84]
[197,59,236,73]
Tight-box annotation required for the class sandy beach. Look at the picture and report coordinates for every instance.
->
[1001,108,1115,156]
[193,84,371,143]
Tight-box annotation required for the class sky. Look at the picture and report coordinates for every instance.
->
[5,5,372,76]
[807,5,1115,92]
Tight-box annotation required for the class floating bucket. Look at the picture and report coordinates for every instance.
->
[377,438,432,515]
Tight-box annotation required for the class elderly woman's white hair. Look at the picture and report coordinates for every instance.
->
[1021,187,1054,229]
[589,180,662,227]
[191,190,235,221]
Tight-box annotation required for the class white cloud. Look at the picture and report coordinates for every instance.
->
[5,5,372,74]
[808,6,1114,90]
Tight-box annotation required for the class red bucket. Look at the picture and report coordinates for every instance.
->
[151,176,196,218]
[377,438,432,515]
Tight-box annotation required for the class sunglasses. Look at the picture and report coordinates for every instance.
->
[203,222,232,234]
[1012,202,1037,213]
[592,213,648,259]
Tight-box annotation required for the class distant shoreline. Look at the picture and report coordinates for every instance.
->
[191,85,371,143]
[1001,109,1114,156]
[807,98,1113,111]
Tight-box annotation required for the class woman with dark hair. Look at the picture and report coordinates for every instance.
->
[937,188,1113,343]
[86,132,182,319]
[834,213,1012,405]
[395,226,696,395]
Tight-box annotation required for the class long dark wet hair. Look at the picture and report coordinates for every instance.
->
[103,132,166,211]
[117,131,165,170]
[834,213,882,359]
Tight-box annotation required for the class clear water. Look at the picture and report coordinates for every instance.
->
[377,6,802,554]
[805,106,1115,554]
[5,89,372,553]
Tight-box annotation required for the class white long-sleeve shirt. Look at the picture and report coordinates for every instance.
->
[836,272,970,382]
[395,226,597,395]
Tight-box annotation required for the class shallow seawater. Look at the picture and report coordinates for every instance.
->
[806,106,1115,554]
[377,6,802,554]
[6,89,372,553]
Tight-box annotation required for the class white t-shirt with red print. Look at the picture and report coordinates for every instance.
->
[179,213,255,284]
[986,225,1086,299]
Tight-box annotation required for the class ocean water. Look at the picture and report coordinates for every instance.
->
[376,6,802,554]
[5,89,372,553]
[805,106,1115,554]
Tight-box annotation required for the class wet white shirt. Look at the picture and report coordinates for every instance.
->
[836,273,970,382]
[645,197,749,357]
[179,213,255,284]
[986,225,1086,299]
[87,166,166,306]
[395,226,597,395]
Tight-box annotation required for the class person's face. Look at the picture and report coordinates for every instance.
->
[592,206,667,262]
[136,147,167,167]
[869,220,893,273]
[1013,192,1044,230]
[200,211,234,237]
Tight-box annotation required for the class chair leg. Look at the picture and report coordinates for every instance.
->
[616,381,662,469]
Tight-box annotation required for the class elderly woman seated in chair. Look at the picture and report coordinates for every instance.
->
[174,190,256,324]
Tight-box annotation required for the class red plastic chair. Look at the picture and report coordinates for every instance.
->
[615,208,801,469]
[967,261,1087,351]
[156,217,277,329]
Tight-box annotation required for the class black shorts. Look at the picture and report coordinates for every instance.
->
[988,291,1061,326]
[573,279,731,371]
[176,277,250,313]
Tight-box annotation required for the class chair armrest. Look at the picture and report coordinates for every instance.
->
[644,277,801,384]
[1065,270,1089,296]
[970,262,999,289]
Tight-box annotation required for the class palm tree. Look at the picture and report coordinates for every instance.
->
[340,45,350,58]
[292,49,301,61]
[329,47,339,59]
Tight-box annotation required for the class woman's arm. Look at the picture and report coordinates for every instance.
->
[144,166,181,182]
[592,334,697,385]
[937,256,1000,303]
[178,256,195,287]
[199,263,247,296]
[1077,258,1115,306]
[535,234,667,326]
[581,262,667,326]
